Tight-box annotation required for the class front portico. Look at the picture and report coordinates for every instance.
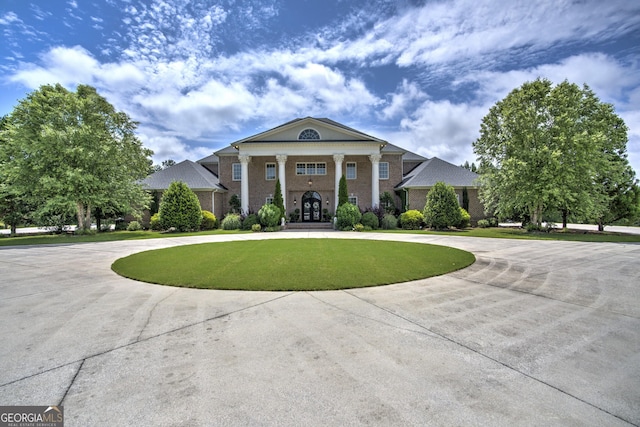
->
[216,117,393,218]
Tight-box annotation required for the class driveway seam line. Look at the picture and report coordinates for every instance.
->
[343,290,637,427]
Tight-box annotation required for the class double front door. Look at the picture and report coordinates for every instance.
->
[302,191,321,222]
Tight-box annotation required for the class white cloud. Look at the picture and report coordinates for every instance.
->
[379,79,428,120]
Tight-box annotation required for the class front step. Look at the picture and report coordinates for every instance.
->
[285,222,334,230]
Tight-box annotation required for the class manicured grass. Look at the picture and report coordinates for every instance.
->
[0,229,249,247]
[380,227,640,242]
[111,239,476,291]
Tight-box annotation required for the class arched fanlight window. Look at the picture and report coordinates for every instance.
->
[298,129,320,140]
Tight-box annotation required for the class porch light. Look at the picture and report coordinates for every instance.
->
[293,197,297,205]
[308,179,313,187]
[326,197,329,205]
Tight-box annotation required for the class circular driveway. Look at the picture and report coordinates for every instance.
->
[0,232,638,426]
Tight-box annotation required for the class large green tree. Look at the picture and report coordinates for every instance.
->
[473,78,636,229]
[2,84,152,231]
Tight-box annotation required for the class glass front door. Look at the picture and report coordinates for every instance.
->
[302,191,321,222]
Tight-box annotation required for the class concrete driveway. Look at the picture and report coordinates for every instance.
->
[0,232,638,426]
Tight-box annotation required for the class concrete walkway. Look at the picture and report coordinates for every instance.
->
[0,232,638,426]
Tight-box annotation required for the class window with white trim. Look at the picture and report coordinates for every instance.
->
[298,129,320,140]
[232,163,241,181]
[348,196,358,205]
[265,163,276,180]
[295,162,327,175]
[346,162,357,179]
[379,162,389,180]
[266,196,274,205]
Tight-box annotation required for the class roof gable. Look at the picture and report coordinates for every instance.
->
[397,157,479,188]
[141,160,225,191]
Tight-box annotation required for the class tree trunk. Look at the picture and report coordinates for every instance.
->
[598,221,605,232]
[10,223,17,237]
[562,209,568,229]
[76,202,91,230]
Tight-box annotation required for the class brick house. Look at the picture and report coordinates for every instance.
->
[141,117,483,222]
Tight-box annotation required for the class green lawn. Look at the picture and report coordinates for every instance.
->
[111,239,476,291]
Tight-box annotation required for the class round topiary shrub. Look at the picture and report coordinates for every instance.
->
[336,203,362,230]
[457,207,471,229]
[251,223,262,232]
[361,211,379,230]
[381,214,398,230]
[200,210,217,230]
[158,181,203,232]
[127,220,142,231]
[399,210,424,229]
[477,219,490,228]
[221,213,242,230]
[150,213,162,231]
[423,182,462,230]
[242,213,259,230]
[258,203,281,228]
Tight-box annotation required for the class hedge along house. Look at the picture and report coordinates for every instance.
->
[141,117,483,222]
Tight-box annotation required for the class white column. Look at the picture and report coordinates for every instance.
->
[369,154,381,208]
[276,154,287,209]
[238,154,251,214]
[333,154,344,208]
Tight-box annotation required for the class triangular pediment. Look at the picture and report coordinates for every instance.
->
[231,117,386,145]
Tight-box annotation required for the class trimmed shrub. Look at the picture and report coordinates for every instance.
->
[258,203,281,228]
[381,214,398,230]
[201,210,217,230]
[457,207,471,229]
[221,213,242,230]
[159,181,202,232]
[423,182,462,230]
[251,223,261,232]
[127,220,142,231]
[150,213,162,231]
[477,219,490,228]
[399,210,424,230]
[242,213,259,230]
[361,211,379,229]
[336,203,362,229]
[354,223,365,232]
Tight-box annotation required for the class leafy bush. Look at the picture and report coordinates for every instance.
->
[336,203,362,229]
[228,194,241,213]
[242,213,259,230]
[354,223,365,232]
[399,210,424,230]
[150,213,162,231]
[488,217,499,227]
[258,203,281,228]
[221,213,242,230]
[251,223,261,232]
[477,219,490,228]
[457,208,471,229]
[127,220,142,231]
[159,181,202,232]
[380,191,396,214]
[381,214,398,230]
[361,211,379,229]
[201,210,217,230]
[423,182,462,230]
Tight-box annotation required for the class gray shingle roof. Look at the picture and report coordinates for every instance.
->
[141,160,225,191]
[396,157,479,188]
[197,153,219,164]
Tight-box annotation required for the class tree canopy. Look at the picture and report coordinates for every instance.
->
[1,84,153,231]
[473,78,638,229]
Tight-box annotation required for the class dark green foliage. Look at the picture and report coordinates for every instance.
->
[336,203,361,229]
[380,191,396,214]
[228,194,241,213]
[273,179,285,219]
[158,181,202,231]
[399,209,424,230]
[221,213,241,230]
[242,213,259,230]
[258,203,281,228]
[361,211,379,229]
[462,187,469,211]
[338,175,348,206]
[381,214,398,229]
[423,182,462,230]
[201,210,217,230]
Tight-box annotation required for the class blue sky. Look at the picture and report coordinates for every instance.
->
[2,0,640,174]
